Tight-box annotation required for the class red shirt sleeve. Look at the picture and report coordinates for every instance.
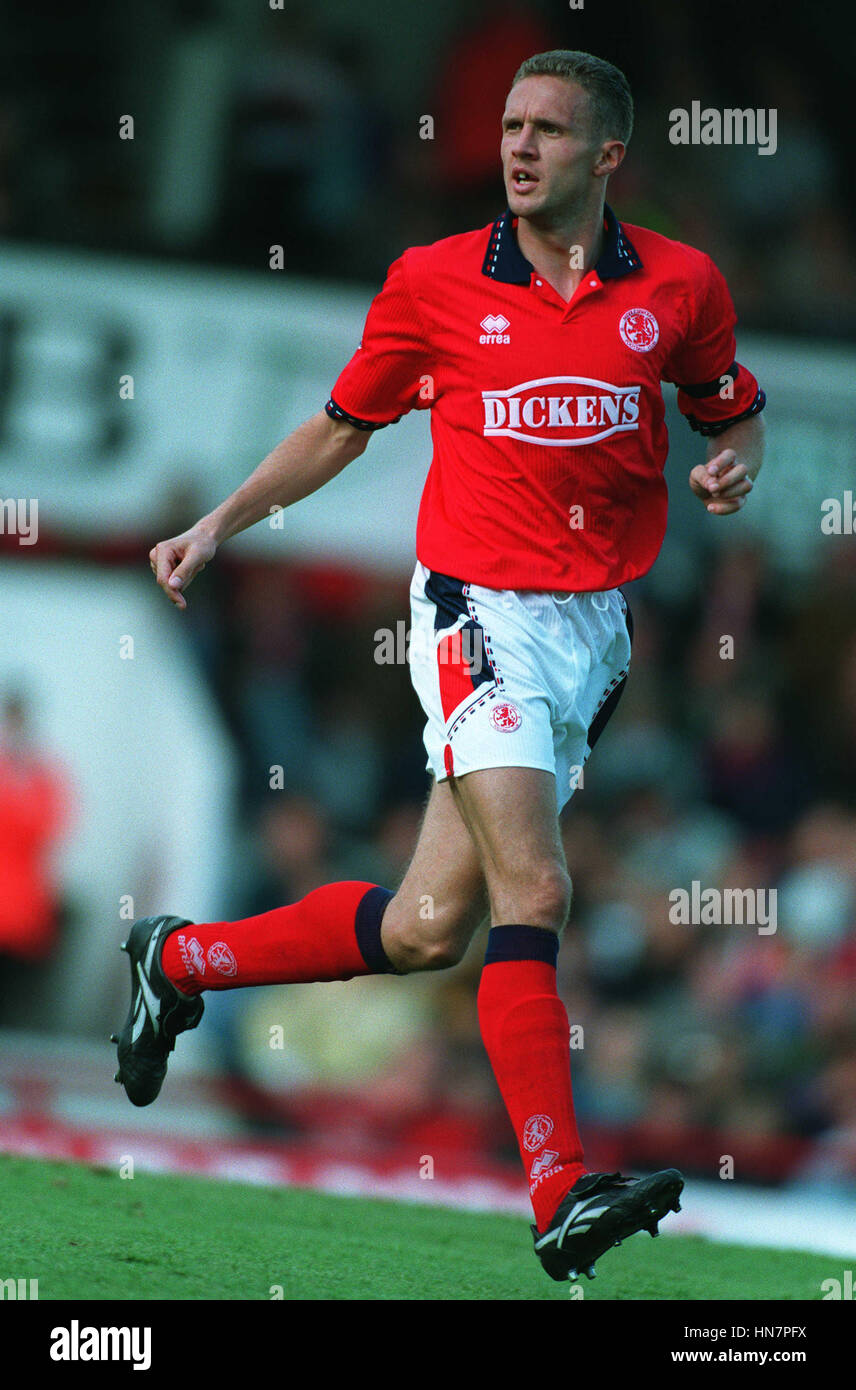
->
[662,252,765,436]
[326,252,432,430]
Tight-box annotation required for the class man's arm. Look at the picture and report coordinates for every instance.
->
[149,410,370,609]
[688,413,765,516]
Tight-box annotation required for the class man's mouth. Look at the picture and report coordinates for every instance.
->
[511,168,539,191]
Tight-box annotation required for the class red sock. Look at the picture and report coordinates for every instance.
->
[478,925,586,1232]
[161,882,394,994]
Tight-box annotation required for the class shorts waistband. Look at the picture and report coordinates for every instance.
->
[551,590,611,611]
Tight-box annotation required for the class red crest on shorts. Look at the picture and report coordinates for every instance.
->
[490,701,522,732]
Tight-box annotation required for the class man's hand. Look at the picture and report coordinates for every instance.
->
[149,525,217,610]
[146,412,370,610]
[689,448,754,516]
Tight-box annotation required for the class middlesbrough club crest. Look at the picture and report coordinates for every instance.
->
[207,941,238,977]
[619,307,659,352]
[490,701,522,732]
[523,1113,554,1152]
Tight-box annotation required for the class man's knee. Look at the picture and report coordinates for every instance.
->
[382,895,482,974]
[494,861,573,931]
[536,864,573,925]
[392,932,468,973]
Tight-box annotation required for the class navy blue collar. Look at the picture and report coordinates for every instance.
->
[481,204,642,283]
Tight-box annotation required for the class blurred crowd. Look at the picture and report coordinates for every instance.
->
[0,0,854,337]
[159,534,856,1188]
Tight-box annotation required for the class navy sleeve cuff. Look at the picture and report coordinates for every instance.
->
[686,387,766,437]
[325,398,401,431]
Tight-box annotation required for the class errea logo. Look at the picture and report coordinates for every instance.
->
[480,313,510,344]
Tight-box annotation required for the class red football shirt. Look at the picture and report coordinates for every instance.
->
[327,206,765,592]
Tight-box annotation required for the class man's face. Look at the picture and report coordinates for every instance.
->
[501,75,608,220]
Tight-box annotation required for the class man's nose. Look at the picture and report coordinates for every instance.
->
[511,124,538,158]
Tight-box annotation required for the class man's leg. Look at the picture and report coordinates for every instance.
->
[157,777,486,993]
[116,778,487,1105]
[381,778,488,971]
[449,764,585,1234]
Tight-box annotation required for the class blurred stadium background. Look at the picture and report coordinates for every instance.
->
[1,0,856,1270]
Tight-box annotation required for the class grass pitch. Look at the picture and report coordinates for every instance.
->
[0,1153,833,1300]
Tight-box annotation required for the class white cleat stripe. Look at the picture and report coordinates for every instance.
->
[130,993,146,1044]
[537,1196,615,1251]
[143,922,165,975]
[135,959,162,1038]
[534,1230,560,1250]
[557,1201,611,1246]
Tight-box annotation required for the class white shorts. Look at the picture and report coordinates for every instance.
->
[408,561,632,811]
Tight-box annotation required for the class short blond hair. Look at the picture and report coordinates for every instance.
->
[512,50,633,145]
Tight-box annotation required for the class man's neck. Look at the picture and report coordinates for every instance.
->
[515,202,606,301]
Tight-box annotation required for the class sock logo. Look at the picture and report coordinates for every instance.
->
[187,938,206,975]
[207,942,238,977]
[178,934,207,977]
[530,1148,559,1180]
[523,1114,554,1152]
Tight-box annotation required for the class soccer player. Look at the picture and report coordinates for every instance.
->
[114,50,765,1283]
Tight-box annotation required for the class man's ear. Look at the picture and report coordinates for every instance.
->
[594,140,625,179]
